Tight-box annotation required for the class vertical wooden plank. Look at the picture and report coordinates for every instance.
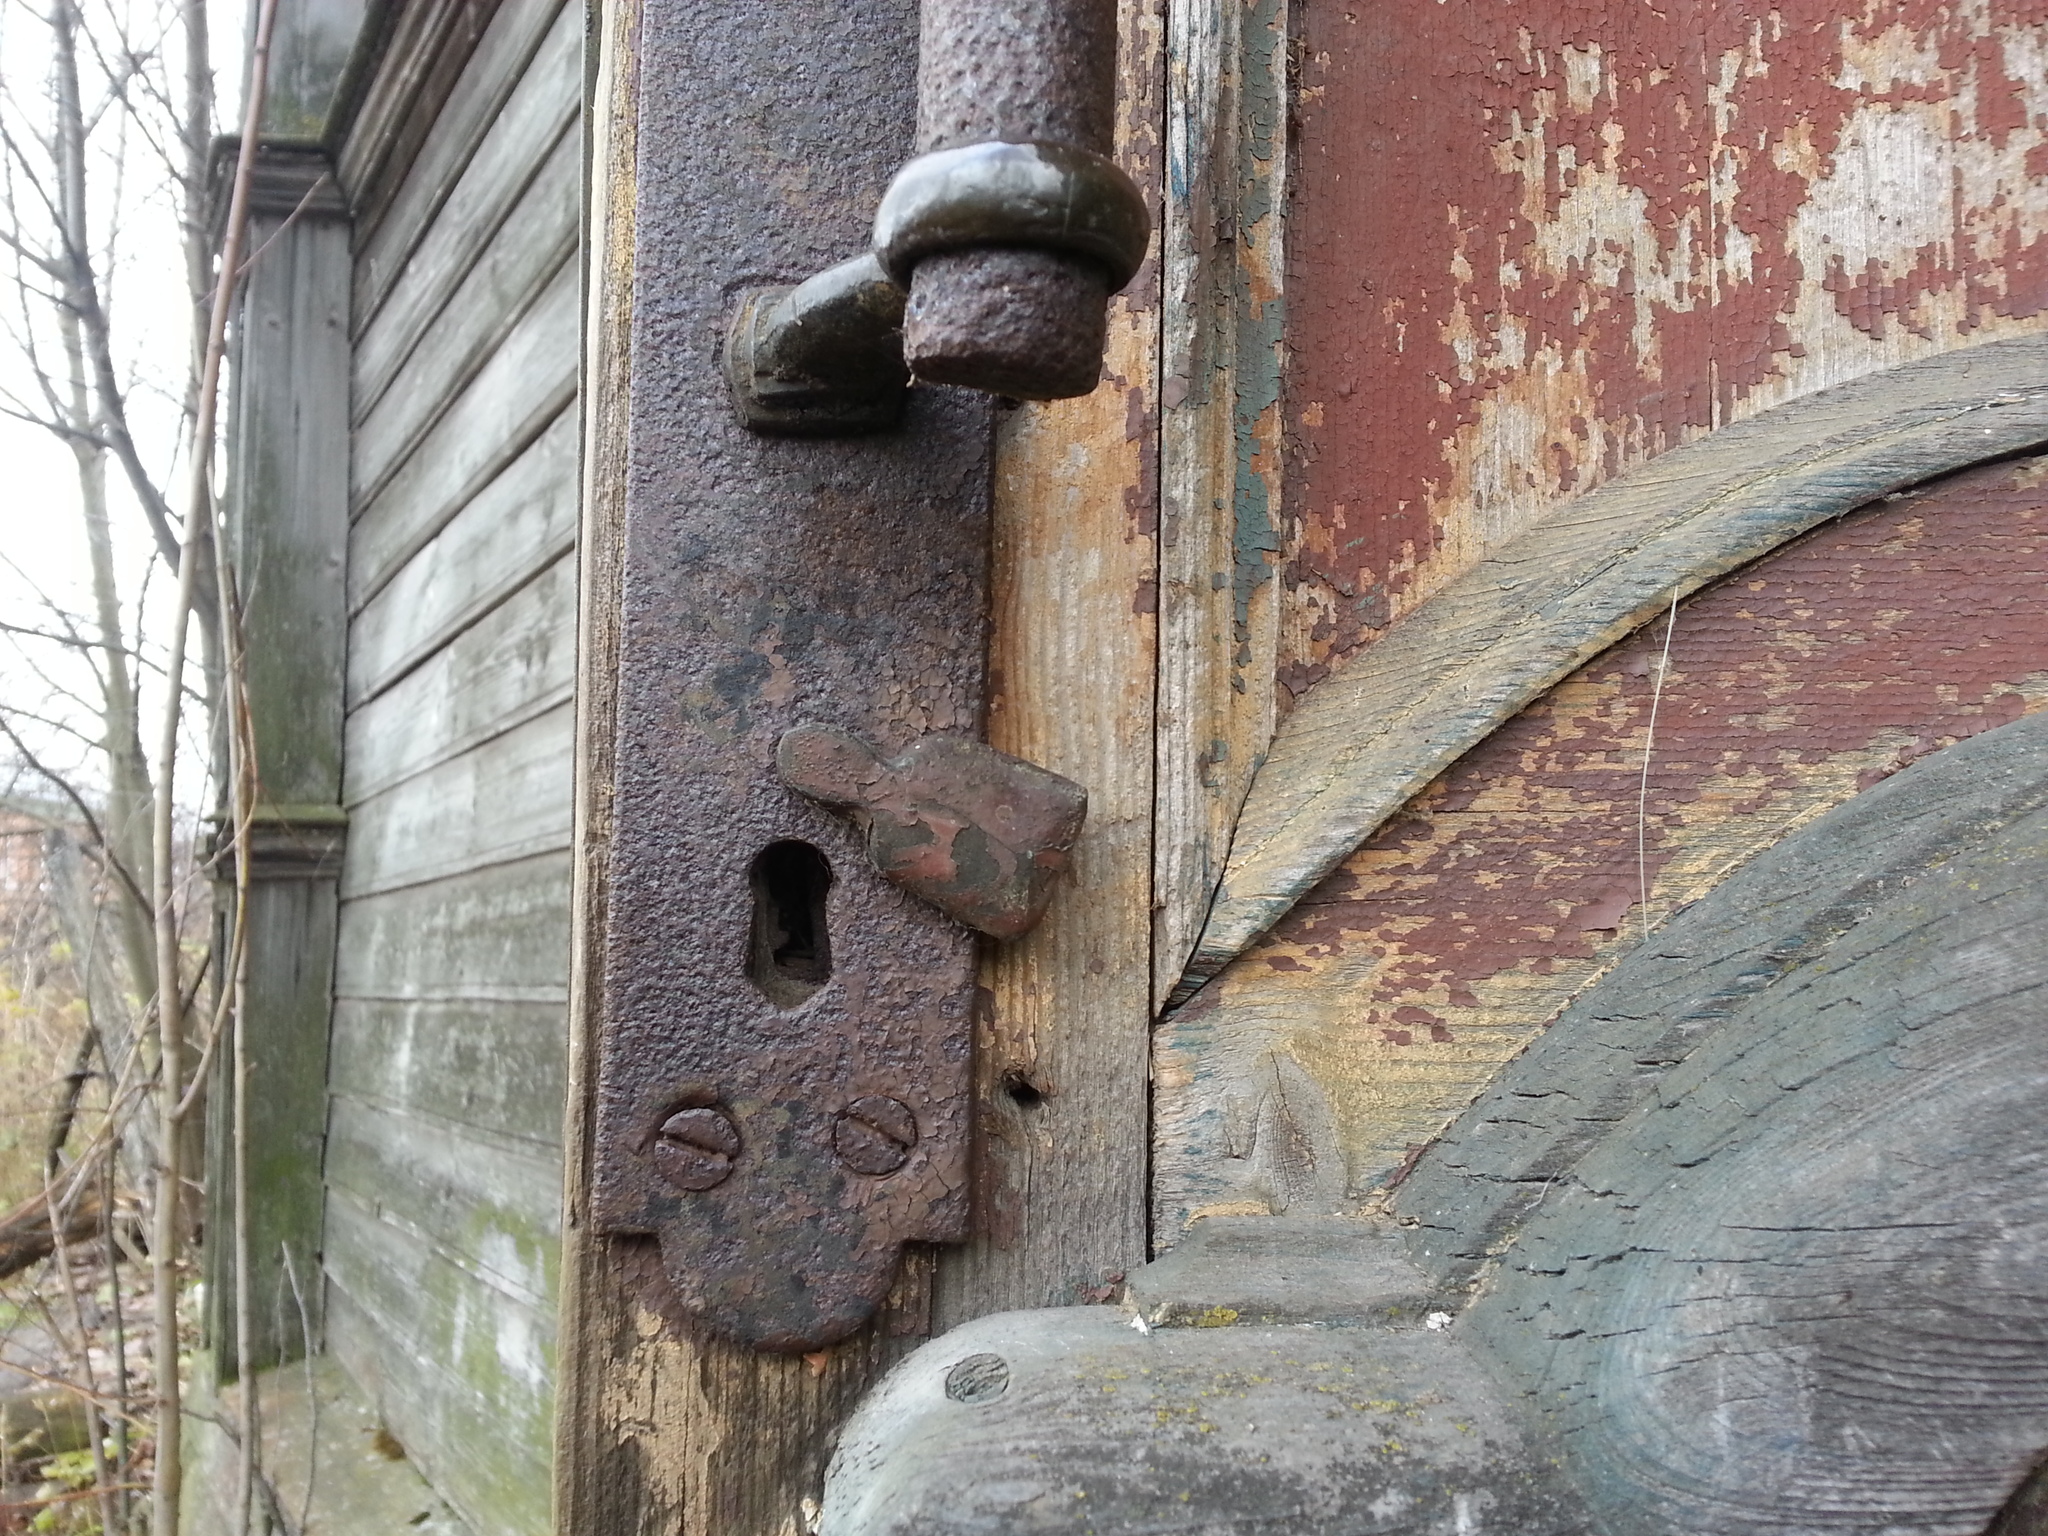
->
[549,0,635,1519]
[229,155,354,813]
[931,0,1163,1324]
[1153,0,1287,1007]
[208,147,353,1379]
[559,0,1165,1527]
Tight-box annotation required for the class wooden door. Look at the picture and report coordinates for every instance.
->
[557,0,2048,1528]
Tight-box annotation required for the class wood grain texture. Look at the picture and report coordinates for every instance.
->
[1400,704,2048,1294]
[324,1200,557,1536]
[326,1096,561,1303]
[328,997,566,1145]
[1151,0,1285,1007]
[340,701,573,898]
[348,257,578,567]
[209,162,353,1379]
[206,874,341,1379]
[348,0,570,325]
[549,0,639,1503]
[352,178,575,498]
[1281,0,2048,697]
[822,1304,1585,1535]
[345,550,576,794]
[227,184,353,808]
[352,94,578,424]
[1157,452,2048,1233]
[928,0,1162,1328]
[334,0,503,236]
[346,410,578,704]
[1432,710,2048,1534]
[334,852,570,1006]
[1185,337,2048,988]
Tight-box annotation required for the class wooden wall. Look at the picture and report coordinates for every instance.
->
[327,0,580,1528]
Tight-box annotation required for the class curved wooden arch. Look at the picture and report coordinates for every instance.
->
[1154,448,2048,1233]
[1180,335,2048,996]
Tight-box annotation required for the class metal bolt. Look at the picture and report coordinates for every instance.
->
[652,1106,740,1191]
[832,1095,917,1175]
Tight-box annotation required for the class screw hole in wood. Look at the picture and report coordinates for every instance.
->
[1001,1071,1046,1110]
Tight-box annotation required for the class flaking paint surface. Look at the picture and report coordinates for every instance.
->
[1157,456,2048,1224]
[1281,0,2048,701]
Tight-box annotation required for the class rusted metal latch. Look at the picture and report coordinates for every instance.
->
[592,0,1126,1355]
[593,724,1082,1354]
[780,725,1087,941]
[726,0,1149,428]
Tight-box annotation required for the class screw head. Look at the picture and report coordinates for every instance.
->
[944,1352,1010,1405]
[652,1106,740,1191]
[832,1094,917,1175]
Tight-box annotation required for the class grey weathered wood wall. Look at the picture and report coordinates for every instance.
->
[326,0,580,1527]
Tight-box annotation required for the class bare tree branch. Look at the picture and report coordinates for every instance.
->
[0,712,149,915]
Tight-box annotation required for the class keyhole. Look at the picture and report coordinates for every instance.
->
[748,840,833,1006]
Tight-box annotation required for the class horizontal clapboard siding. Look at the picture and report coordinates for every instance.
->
[352,45,580,424]
[342,704,574,898]
[330,0,578,1526]
[345,551,577,799]
[324,1206,555,1536]
[327,998,567,1143]
[348,263,579,600]
[347,408,578,697]
[351,0,573,327]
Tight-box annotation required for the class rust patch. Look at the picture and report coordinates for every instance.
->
[1180,454,2048,1200]
[1281,0,2048,703]
[779,724,1088,942]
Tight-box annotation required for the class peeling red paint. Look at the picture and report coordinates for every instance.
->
[1239,455,2048,1178]
[1281,0,2048,703]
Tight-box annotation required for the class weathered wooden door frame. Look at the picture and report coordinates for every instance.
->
[555,0,1206,1523]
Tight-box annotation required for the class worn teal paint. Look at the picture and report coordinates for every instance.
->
[1230,0,1286,680]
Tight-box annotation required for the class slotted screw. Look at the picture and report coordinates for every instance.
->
[652,1106,740,1191]
[833,1095,917,1176]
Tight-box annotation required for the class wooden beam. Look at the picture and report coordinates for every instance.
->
[1180,336,2048,993]
[556,0,1165,1525]
[934,0,1163,1324]
[206,145,352,1380]
[1151,0,1288,1009]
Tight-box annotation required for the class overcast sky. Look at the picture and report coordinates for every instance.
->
[1,0,243,809]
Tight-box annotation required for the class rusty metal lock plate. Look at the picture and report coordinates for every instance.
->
[589,0,994,1354]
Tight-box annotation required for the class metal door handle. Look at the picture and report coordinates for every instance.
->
[726,0,1147,432]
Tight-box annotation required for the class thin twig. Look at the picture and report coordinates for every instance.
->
[1635,594,1681,946]
[103,1130,133,1534]
[282,1247,317,1534]
[42,1157,118,1536]
[219,561,261,1536]
[149,0,281,1523]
